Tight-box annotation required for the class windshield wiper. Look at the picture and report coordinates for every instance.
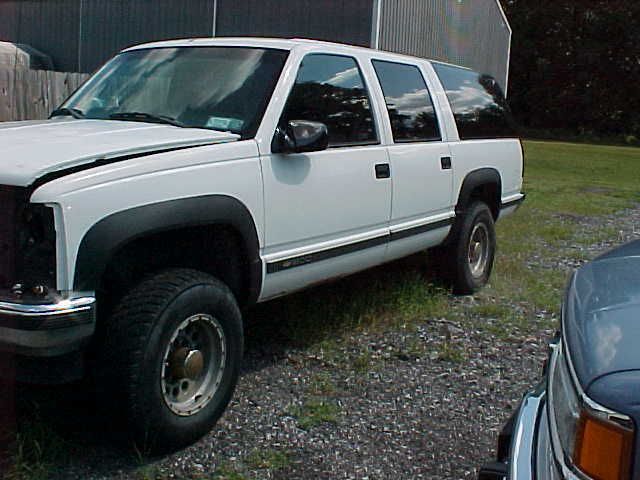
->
[50,107,86,119]
[108,112,185,128]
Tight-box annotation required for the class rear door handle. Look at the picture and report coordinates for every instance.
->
[375,163,391,179]
[440,156,452,170]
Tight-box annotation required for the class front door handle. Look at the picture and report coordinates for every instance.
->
[375,163,391,179]
[440,156,452,170]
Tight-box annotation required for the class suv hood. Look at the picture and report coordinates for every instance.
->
[564,248,640,391]
[0,118,239,187]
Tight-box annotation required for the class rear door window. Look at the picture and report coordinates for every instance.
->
[280,54,378,147]
[372,60,441,142]
[432,62,517,140]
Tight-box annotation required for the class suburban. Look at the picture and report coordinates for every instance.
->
[0,38,524,449]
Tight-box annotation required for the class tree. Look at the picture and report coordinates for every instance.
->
[501,0,640,141]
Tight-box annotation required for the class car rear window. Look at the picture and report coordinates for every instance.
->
[432,62,517,140]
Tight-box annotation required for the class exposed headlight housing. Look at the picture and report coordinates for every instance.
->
[0,185,56,294]
[17,202,57,292]
[548,340,634,480]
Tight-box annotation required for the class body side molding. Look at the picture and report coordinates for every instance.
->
[266,217,454,274]
[74,195,262,304]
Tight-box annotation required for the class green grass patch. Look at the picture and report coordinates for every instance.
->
[478,141,639,327]
[134,465,163,480]
[307,372,338,396]
[437,340,465,363]
[472,303,513,320]
[290,400,340,430]
[212,462,248,480]
[246,448,291,471]
[352,349,374,374]
[4,414,74,480]
[523,141,640,216]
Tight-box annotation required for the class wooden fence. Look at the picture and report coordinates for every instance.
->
[0,67,88,122]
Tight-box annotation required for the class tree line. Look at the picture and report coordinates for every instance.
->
[501,0,640,143]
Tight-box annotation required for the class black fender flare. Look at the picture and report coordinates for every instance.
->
[455,168,502,217]
[73,195,262,304]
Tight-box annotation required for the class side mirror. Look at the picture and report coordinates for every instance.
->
[272,120,329,154]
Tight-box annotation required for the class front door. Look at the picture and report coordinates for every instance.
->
[259,53,392,299]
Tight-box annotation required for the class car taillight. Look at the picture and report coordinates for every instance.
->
[574,411,633,480]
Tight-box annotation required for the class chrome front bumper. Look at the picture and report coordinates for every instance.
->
[0,295,96,356]
[479,385,571,480]
[479,387,548,480]
[509,387,547,479]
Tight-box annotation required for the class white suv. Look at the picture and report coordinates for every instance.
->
[0,38,524,450]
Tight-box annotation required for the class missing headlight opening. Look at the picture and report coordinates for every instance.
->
[18,203,57,295]
[0,185,57,295]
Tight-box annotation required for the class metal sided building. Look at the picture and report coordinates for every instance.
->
[0,0,512,91]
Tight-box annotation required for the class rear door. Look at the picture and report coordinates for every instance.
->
[259,52,392,300]
[371,59,454,261]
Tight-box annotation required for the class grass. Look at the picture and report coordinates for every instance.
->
[487,142,640,311]
[134,465,163,480]
[352,349,373,373]
[307,372,338,396]
[245,449,291,471]
[437,341,465,363]
[522,141,640,216]
[212,463,248,480]
[289,400,340,430]
[3,413,74,480]
[209,449,290,479]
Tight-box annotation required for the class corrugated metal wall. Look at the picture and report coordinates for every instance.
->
[0,0,82,72]
[0,0,373,73]
[0,0,511,88]
[377,0,511,91]
[79,0,216,72]
[0,0,216,73]
[216,0,374,47]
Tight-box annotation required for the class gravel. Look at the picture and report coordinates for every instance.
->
[10,205,640,480]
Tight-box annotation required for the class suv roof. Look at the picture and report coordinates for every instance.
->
[122,36,469,70]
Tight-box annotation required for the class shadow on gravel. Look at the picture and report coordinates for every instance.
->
[243,252,442,371]
[2,252,442,478]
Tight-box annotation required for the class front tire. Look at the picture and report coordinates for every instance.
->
[445,201,496,294]
[96,269,243,453]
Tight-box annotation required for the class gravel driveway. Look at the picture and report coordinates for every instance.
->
[8,205,640,480]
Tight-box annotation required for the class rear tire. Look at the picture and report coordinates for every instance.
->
[442,201,496,294]
[95,268,243,453]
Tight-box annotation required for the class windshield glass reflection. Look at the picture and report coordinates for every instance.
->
[62,47,289,138]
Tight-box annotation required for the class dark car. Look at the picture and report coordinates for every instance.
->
[479,239,640,480]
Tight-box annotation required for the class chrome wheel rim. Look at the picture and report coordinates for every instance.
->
[161,314,226,416]
[468,223,490,279]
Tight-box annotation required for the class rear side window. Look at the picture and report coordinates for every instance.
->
[372,60,441,143]
[280,54,377,147]
[432,63,517,140]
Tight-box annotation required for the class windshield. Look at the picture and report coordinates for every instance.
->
[61,46,289,138]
